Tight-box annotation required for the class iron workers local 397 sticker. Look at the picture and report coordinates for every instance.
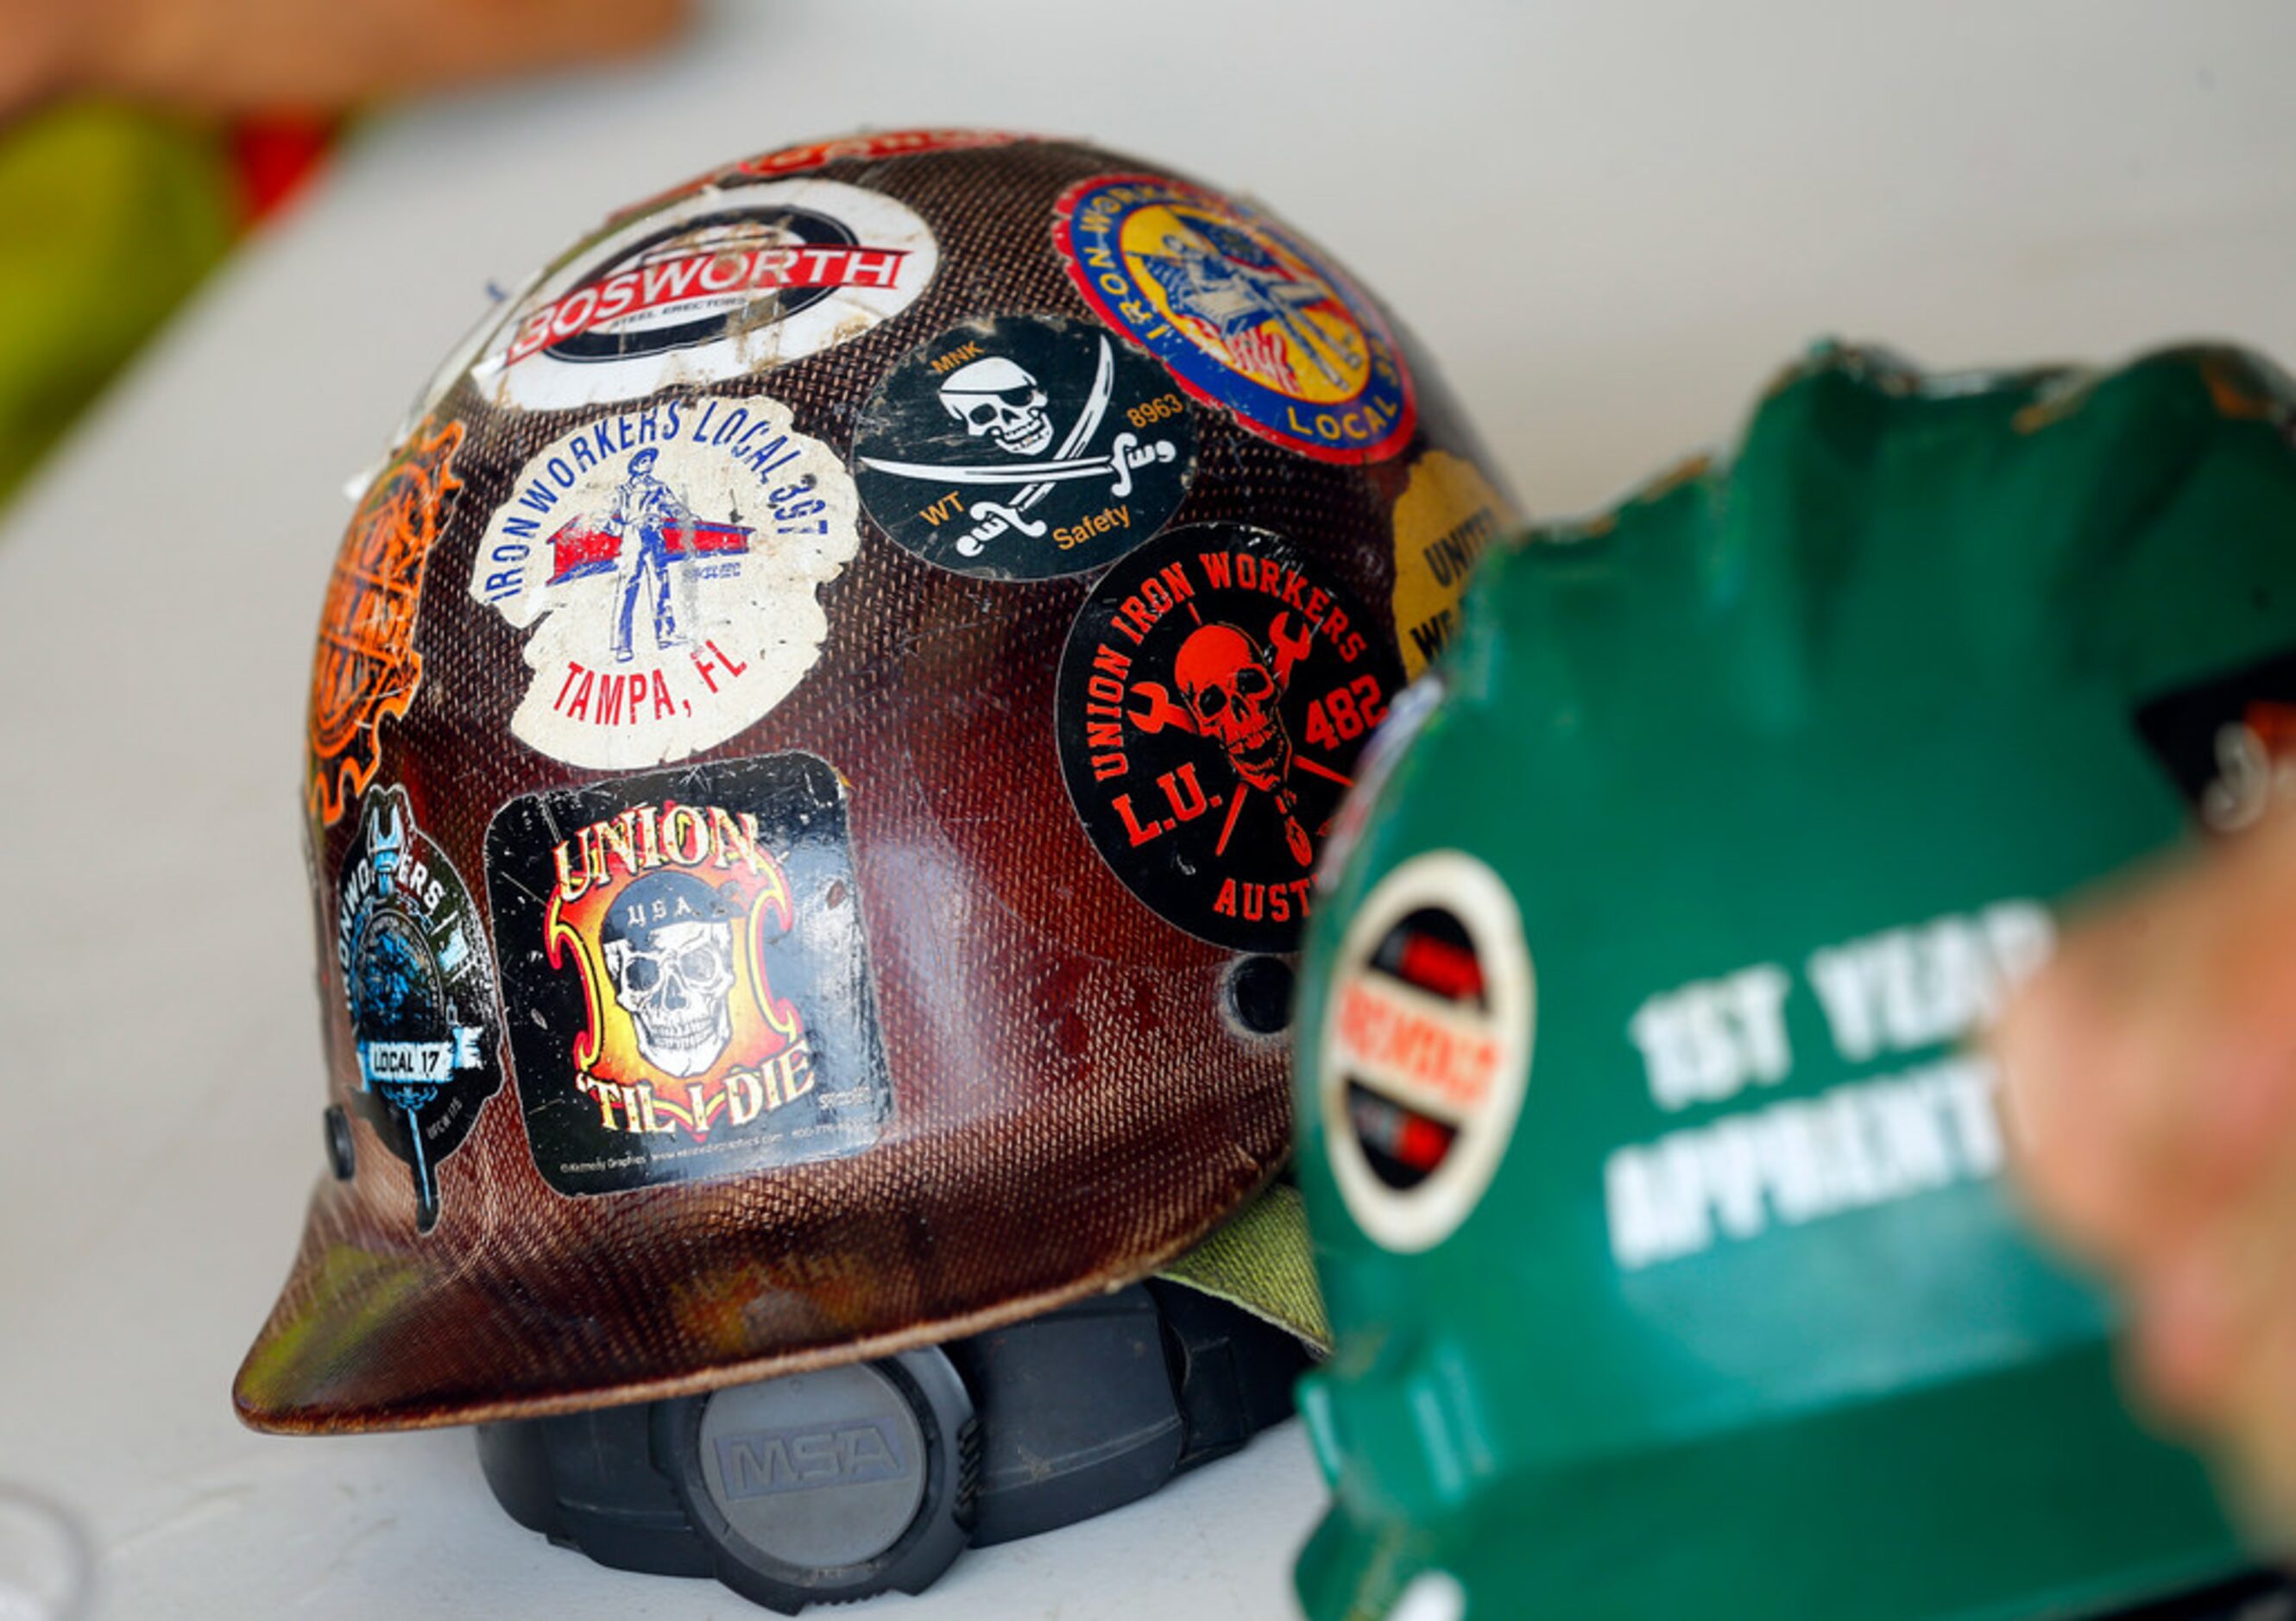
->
[336,785,504,1233]
[485,754,893,1197]
[469,396,859,770]
[1054,173,1415,464]
[1321,851,1533,1253]
[852,312,1198,579]
[473,178,937,412]
[1057,522,1403,952]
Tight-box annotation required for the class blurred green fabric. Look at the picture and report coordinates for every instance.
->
[0,103,237,510]
[1160,1180,1333,1353]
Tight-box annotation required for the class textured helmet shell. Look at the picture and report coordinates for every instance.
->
[239,129,1513,1434]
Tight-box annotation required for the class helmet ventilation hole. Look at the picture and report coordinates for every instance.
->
[1226,956,1294,1036]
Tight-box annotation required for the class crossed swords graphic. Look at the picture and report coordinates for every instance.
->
[860,336,1179,558]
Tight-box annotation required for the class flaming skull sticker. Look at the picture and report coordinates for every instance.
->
[484,753,893,1197]
[1057,521,1403,952]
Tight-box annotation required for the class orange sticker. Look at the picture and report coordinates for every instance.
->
[307,419,465,826]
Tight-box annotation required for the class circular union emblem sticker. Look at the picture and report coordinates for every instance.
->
[337,785,504,1232]
[852,312,1198,579]
[1320,850,1533,1252]
[1053,173,1415,464]
[1056,521,1403,952]
[474,177,938,412]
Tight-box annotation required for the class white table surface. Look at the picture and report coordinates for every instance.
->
[3,3,2294,1616]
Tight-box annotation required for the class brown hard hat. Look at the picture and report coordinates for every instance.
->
[237,128,1516,1435]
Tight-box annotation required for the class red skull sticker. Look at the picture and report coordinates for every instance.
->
[1057,522,1402,952]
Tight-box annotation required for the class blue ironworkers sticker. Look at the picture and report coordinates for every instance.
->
[335,785,504,1231]
[1054,173,1415,464]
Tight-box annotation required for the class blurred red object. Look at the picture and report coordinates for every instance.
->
[228,113,334,222]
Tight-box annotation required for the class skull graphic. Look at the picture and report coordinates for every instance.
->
[1176,622,1293,795]
[601,871,741,1079]
[939,355,1055,457]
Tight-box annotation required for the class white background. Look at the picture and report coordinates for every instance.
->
[3,2,2294,1615]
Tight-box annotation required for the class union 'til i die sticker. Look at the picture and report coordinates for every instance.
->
[484,753,894,1198]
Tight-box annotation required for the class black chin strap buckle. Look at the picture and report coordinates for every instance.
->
[477,1281,1312,1612]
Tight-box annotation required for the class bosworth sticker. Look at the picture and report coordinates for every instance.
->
[852,312,1198,579]
[1054,173,1416,464]
[484,754,893,1198]
[473,178,937,412]
[1057,522,1403,952]
[308,420,464,827]
[1320,850,1533,1253]
[2135,646,2296,834]
[1391,450,1516,679]
[468,397,860,770]
[336,785,504,1232]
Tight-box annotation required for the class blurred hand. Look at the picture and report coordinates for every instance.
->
[1998,805,2296,1529]
[3,0,690,123]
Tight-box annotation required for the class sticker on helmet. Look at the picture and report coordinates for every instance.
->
[851,312,1198,579]
[334,785,504,1232]
[1056,522,1403,952]
[1320,851,1532,1252]
[473,178,938,412]
[1391,451,1516,678]
[467,397,860,770]
[308,420,464,826]
[609,130,1035,228]
[484,753,893,1198]
[2135,647,2296,834]
[730,128,1030,182]
[1054,173,1415,464]
[1316,672,1446,894]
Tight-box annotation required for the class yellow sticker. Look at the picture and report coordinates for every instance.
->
[1391,451,1517,678]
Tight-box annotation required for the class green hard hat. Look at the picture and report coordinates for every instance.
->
[1292,343,2296,1621]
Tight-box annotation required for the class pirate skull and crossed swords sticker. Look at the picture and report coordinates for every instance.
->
[850,312,1198,580]
[1057,521,1402,953]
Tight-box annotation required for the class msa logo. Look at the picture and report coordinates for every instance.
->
[713,1419,910,1498]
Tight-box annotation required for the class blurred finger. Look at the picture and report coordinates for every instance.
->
[2001,808,2296,1266]
[2207,1231,2296,1543]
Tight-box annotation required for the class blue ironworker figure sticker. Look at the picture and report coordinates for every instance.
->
[335,785,504,1232]
[851,312,1198,579]
[468,396,861,771]
[1054,173,1416,465]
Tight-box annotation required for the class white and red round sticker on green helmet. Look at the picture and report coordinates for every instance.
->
[1318,849,1534,1253]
